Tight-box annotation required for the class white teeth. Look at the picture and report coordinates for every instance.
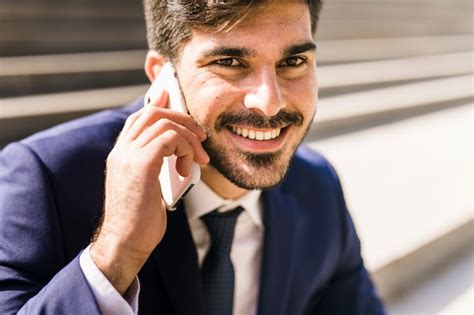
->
[230,126,282,141]
[264,131,272,140]
[248,130,256,140]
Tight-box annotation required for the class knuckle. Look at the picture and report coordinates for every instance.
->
[146,105,162,116]
[154,131,181,155]
[160,137,175,155]
[190,132,200,143]
[126,111,140,122]
[156,118,172,130]
[159,142,173,155]
[162,129,179,141]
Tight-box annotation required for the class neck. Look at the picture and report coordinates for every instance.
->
[200,165,248,200]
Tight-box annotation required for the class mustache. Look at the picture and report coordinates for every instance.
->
[215,109,304,131]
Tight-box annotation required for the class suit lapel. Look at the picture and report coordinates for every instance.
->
[257,188,298,315]
[153,203,205,315]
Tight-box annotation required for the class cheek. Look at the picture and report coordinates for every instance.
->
[285,79,317,116]
[187,79,243,127]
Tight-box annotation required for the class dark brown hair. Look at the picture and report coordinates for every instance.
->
[143,0,323,60]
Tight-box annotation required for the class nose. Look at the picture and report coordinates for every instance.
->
[243,67,286,117]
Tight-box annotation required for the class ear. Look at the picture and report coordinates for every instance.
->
[144,50,166,82]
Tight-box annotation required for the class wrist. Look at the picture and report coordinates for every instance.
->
[90,233,147,295]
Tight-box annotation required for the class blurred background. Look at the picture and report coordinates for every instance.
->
[0,0,472,313]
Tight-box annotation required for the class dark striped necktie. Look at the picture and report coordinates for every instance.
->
[200,206,244,315]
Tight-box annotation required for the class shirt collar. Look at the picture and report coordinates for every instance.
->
[184,180,263,228]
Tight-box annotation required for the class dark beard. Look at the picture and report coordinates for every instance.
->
[201,109,307,190]
[203,138,286,190]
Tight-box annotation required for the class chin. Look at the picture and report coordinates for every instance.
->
[227,168,289,190]
[206,144,296,190]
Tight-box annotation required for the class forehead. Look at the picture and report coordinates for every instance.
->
[179,2,312,59]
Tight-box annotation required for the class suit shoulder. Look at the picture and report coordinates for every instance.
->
[11,99,141,163]
[282,145,343,201]
[291,145,339,181]
[23,109,125,155]
[294,145,331,167]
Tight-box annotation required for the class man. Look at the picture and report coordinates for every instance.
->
[0,0,386,314]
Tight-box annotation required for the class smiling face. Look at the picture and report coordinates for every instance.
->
[175,2,318,191]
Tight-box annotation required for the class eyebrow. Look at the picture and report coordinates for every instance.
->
[283,42,317,57]
[200,41,316,59]
[201,46,257,58]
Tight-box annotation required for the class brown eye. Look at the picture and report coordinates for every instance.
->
[281,56,306,67]
[214,58,242,67]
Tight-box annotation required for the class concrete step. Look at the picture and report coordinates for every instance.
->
[386,247,474,314]
[0,51,146,75]
[0,22,146,42]
[317,0,473,39]
[0,50,148,97]
[314,74,474,125]
[377,220,474,305]
[309,103,473,303]
[0,71,147,98]
[0,85,147,120]
[318,51,474,96]
[0,3,142,20]
[0,40,146,58]
[317,21,472,40]
[318,35,474,63]
[321,0,472,23]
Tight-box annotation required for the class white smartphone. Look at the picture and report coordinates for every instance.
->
[144,62,201,210]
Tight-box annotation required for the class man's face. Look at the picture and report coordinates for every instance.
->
[175,2,318,190]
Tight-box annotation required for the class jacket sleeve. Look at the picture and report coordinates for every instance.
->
[0,142,100,314]
[309,161,386,315]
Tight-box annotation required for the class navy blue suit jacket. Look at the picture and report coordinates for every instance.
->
[0,98,385,314]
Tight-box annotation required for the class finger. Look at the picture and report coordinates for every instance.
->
[127,107,207,142]
[126,89,168,140]
[126,106,166,141]
[160,108,207,141]
[147,130,196,176]
[137,118,210,164]
[120,107,146,139]
[175,154,194,177]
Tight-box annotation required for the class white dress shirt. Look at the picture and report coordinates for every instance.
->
[79,180,264,315]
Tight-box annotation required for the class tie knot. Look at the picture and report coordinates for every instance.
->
[201,206,243,254]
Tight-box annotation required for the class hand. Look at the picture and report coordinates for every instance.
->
[90,90,209,294]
